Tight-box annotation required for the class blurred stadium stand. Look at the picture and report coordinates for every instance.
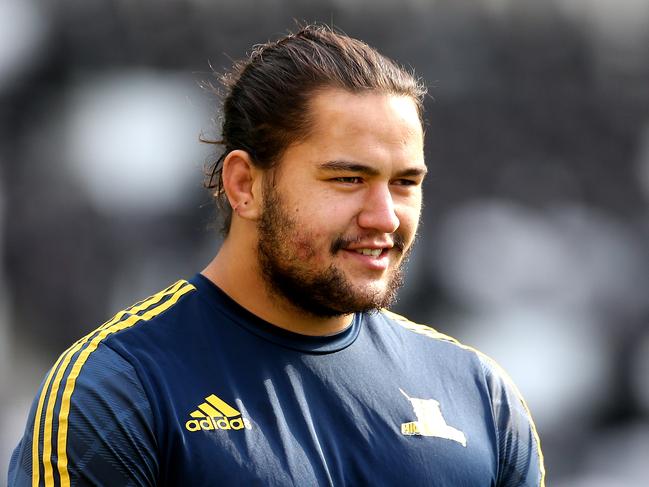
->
[1,0,648,485]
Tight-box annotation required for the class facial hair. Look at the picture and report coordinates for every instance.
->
[256,187,410,318]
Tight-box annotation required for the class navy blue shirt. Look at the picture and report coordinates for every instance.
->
[9,275,545,486]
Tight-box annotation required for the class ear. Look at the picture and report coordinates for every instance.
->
[221,150,262,220]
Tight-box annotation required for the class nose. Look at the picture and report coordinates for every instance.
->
[357,185,400,233]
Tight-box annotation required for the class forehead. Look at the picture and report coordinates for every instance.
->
[276,88,425,170]
[306,88,423,146]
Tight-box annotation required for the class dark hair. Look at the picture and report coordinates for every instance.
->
[203,24,427,236]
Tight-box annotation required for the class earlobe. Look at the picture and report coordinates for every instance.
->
[222,150,261,220]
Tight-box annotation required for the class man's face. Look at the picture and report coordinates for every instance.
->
[257,88,426,318]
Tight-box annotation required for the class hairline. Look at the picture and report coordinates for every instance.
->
[265,84,425,170]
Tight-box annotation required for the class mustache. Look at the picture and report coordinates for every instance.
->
[330,233,406,254]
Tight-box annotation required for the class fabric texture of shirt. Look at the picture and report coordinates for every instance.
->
[9,274,545,486]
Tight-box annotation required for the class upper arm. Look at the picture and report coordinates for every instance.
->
[8,343,158,487]
[480,355,546,487]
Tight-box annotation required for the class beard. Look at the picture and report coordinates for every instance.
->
[256,186,410,319]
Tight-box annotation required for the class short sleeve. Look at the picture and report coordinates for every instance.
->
[480,355,546,487]
[8,343,158,487]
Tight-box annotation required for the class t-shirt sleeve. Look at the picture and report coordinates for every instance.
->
[8,343,158,487]
[480,354,546,487]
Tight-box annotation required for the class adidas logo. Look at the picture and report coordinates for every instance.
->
[185,393,252,432]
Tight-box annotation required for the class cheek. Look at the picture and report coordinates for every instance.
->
[284,197,355,260]
[398,204,422,239]
[293,237,317,260]
[291,230,330,261]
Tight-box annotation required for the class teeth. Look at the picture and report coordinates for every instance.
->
[355,248,382,257]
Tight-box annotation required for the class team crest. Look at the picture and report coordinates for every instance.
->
[399,389,467,447]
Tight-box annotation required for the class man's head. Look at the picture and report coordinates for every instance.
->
[206,24,426,234]
[207,25,427,318]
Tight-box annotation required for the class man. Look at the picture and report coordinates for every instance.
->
[9,25,544,486]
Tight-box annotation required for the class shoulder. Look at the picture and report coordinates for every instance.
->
[101,279,198,342]
[378,308,487,361]
[379,308,462,343]
[7,281,200,487]
[379,308,534,405]
[9,342,157,486]
[41,279,197,407]
[54,278,201,404]
[379,309,545,485]
[9,281,202,486]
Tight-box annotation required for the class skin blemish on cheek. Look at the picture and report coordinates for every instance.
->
[293,235,319,260]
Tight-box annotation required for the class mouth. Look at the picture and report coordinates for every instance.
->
[331,234,406,272]
[331,233,405,255]
[340,246,393,272]
[352,248,384,257]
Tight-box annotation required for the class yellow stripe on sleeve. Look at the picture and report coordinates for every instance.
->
[30,336,86,487]
[479,354,546,487]
[34,279,189,487]
[55,283,195,487]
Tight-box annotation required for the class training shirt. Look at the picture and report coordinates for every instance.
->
[9,274,545,486]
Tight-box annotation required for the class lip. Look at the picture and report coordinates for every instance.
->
[341,248,391,271]
[343,241,394,251]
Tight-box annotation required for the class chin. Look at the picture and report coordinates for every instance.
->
[349,282,393,305]
[347,272,393,292]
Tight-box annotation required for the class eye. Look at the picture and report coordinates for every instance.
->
[392,178,419,186]
[333,176,364,184]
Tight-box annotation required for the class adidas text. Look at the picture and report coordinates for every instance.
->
[185,416,252,432]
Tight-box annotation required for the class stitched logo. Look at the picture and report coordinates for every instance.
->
[400,389,467,447]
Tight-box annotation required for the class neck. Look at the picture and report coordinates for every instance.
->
[201,235,353,336]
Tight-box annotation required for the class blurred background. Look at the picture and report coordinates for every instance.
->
[1,0,648,485]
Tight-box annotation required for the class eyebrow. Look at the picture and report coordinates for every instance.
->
[318,160,428,178]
